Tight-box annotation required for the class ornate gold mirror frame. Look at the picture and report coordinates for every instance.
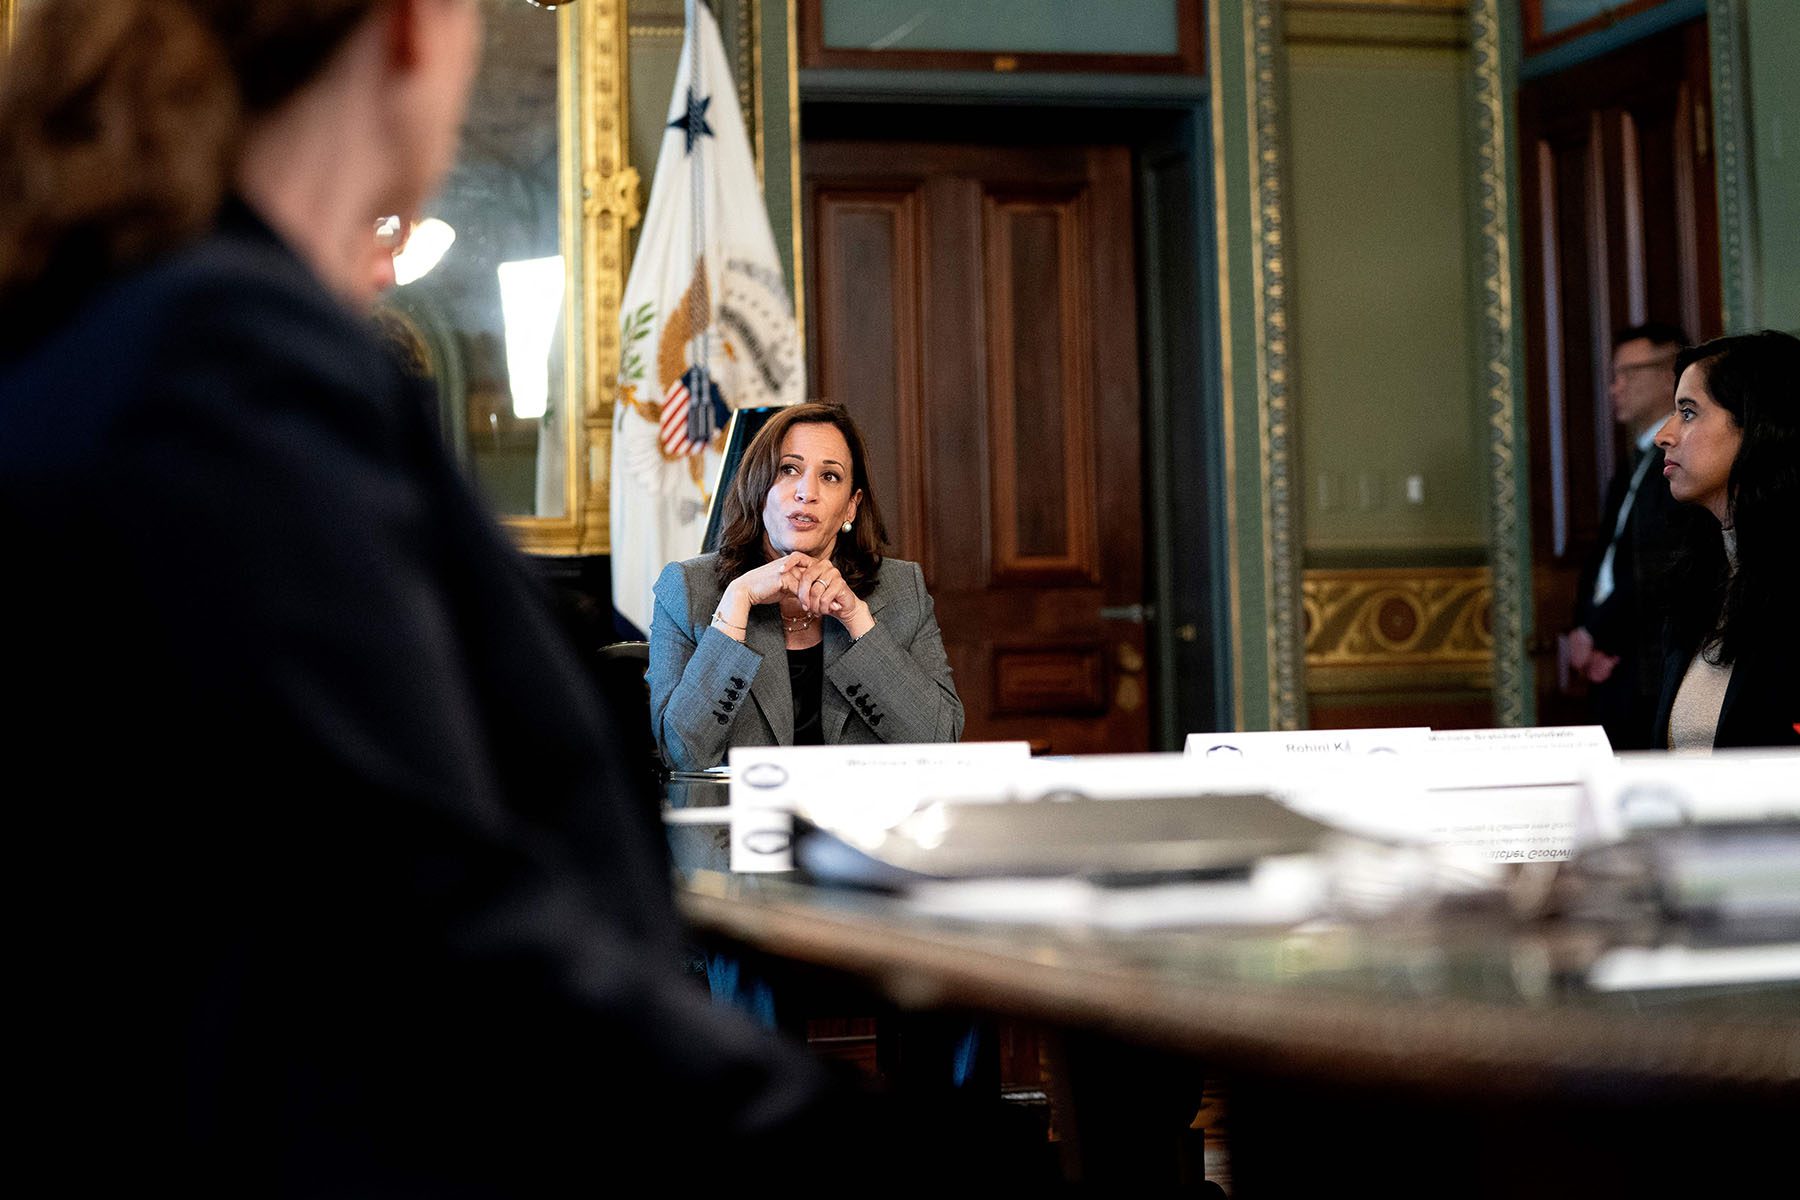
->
[424,1,639,556]
[424,0,777,554]
[536,0,637,555]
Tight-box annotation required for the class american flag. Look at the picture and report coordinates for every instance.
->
[658,375,700,458]
[659,365,721,458]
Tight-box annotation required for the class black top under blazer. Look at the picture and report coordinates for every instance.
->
[0,207,843,1191]
[649,552,964,771]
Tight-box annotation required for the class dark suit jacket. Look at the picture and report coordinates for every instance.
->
[1651,635,1800,750]
[648,552,964,771]
[0,208,845,1192]
[1576,444,1686,749]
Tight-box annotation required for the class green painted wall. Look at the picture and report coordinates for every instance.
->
[1744,0,1799,333]
[1287,43,1486,559]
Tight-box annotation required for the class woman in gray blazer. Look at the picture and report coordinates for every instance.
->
[649,403,963,770]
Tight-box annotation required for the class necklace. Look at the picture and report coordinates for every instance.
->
[781,611,817,634]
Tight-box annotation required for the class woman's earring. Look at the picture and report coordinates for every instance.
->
[842,520,854,533]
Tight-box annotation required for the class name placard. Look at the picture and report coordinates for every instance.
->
[1428,724,1613,755]
[1184,727,1431,758]
[1413,727,1613,862]
[727,741,1032,872]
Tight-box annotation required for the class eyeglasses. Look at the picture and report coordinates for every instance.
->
[1609,353,1677,382]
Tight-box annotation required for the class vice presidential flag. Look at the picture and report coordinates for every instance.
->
[610,2,803,634]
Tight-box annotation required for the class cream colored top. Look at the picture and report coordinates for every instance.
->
[1667,527,1738,754]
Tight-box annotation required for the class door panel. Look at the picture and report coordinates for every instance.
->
[807,141,1147,753]
[810,187,927,556]
[986,189,1096,581]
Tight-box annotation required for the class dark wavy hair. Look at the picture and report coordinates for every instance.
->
[713,403,889,598]
[1664,330,1800,665]
[0,0,377,349]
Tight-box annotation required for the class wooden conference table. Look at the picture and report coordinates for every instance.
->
[675,868,1800,1196]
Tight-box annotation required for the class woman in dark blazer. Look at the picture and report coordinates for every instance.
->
[1650,330,1800,750]
[649,403,963,770]
[0,1,858,1189]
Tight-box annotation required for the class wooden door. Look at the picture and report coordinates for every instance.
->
[1517,20,1720,725]
[805,140,1148,754]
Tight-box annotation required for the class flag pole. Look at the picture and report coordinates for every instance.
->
[684,0,711,447]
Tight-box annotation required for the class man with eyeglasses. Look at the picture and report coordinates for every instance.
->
[1567,322,1691,749]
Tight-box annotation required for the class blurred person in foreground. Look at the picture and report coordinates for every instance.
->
[0,2,1028,1192]
[1567,323,1693,750]
[1650,330,1800,751]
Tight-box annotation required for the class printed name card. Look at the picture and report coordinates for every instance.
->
[727,741,1032,872]
[1416,727,1614,862]
[1184,727,1431,758]
[1427,724,1613,755]
[1176,726,1616,861]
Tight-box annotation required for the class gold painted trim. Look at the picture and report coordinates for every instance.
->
[787,0,806,357]
[1245,0,1303,730]
[752,0,766,185]
[735,1,757,182]
[1470,0,1526,724]
[2,0,17,48]
[505,1,639,556]
[1302,567,1494,667]
[1304,567,1495,700]
[1707,0,1753,331]
[1208,0,1245,732]
[502,8,587,553]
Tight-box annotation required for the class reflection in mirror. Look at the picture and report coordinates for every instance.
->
[379,0,569,518]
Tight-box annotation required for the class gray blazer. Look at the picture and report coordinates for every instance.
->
[649,553,964,770]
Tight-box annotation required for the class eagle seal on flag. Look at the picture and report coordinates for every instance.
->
[611,2,803,635]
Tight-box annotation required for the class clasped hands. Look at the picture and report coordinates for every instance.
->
[1566,626,1619,684]
[714,552,874,640]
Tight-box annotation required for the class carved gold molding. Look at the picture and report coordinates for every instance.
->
[508,3,639,556]
[1304,567,1493,665]
[1247,0,1304,730]
[1707,0,1754,331]
[1470,0,1526,725]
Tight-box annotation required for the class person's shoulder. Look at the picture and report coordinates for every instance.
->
[1,226,379,475]
[875,557,925,585]
[657,553,724,596]
[871,557,928,604]
[147,231,382,377]
[129,232,410,445]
